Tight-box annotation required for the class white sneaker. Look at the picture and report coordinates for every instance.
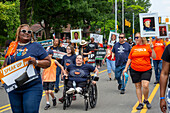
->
[76,87,82,94]
[66,88,75,94]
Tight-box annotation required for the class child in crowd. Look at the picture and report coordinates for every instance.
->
[42,49,65,110]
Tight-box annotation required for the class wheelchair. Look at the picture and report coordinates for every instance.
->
[63,75,99,111]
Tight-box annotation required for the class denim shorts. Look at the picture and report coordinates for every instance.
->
[166,88,170,111]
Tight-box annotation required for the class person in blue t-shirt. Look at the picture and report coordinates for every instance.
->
[65,55,98,94]
[49,38,66,93]
[61,45,76,70]
[2,24,51,113]
[112,33,131,94]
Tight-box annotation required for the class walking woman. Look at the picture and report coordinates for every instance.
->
[123,33,156,110]
[2,24,51,113]
[102,45,115,81]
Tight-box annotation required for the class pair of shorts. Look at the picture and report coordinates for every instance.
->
[67,81,87,88]
[130,68,152,83]
[43,82,55,90]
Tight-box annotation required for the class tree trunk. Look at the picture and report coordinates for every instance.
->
[20,0,27,24]
[28,1,34,25]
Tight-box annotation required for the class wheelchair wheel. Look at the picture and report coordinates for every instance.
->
[84,99,88,111]
[89,84,97,108]
[67,95,72,107]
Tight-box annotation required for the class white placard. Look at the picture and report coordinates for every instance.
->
[139,13,159,37]
[108,32,119,46]
[71,29,82,43]
[90,33,103,44]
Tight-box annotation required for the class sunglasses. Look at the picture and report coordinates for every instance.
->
[21,29,32,34]
[135,37,139,39]
[119,37,124,39]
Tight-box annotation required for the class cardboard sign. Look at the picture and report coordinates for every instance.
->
[71,29,82,43]
[90,33,103,44]
[0,57,37,92]
[53,50,67,59]
[95,47,106,60]
[37,39,53,47]
[139,13,159,37]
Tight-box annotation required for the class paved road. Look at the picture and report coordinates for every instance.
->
[0,66,162,113]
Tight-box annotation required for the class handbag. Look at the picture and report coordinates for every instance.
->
[15,62,30,87]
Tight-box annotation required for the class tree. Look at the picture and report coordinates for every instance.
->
[0,0,20,47]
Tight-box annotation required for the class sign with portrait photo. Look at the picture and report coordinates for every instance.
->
[159,24,169,38]
[90,33,103,44]
[139,13,159,37]
[71,29,82,43]
[108,31,119,46]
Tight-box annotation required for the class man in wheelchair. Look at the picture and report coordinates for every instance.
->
[64,55,99,94]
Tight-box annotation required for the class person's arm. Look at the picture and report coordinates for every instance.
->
[160,60,169,113]
[93,67,99,76]
[102,49,108,64]
[55,60,65,75]
[92,67,99,84]
[122,59,132,75]
[30,56,51,69]
[151,48,156,59]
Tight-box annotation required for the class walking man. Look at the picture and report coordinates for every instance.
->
[112,33,131,94]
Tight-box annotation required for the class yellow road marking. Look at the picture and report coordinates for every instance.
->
[0,69,107,112]
[0,107,11,113]
[0,104,10,110]
[131,84,160,113]
[140,84,160,113]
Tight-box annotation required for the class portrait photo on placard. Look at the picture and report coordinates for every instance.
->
[90,33,103,44]
[159,24,169,38]
[108,32,119,46]
[139,13,159,37]
[71,29,82,43]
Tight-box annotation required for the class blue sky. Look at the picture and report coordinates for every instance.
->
[149,0,170,16]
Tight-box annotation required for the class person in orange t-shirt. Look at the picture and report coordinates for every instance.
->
[123,33,156,110]
[152,37,165,84]
[42,50,64,110]
[164,38,170,47]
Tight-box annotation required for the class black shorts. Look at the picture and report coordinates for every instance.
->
[130,68,152,83]
[67,81,87,88]
[43,82,55,90]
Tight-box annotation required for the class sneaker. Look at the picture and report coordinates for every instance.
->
[154,81,159,84]
[59,97,64,103]
[52,97,57,106]
[66,88,75,94]
[76,87,82,94]
[109,78,112,81]
[120,90,125,94]
[72,95,76,101]
[136,103,143,110]
[44,104,50,110]
[143,99,152,109]
[54,87,60,93]
[118,84,122,90]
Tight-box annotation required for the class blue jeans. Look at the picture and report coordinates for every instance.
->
[106,59,115,73]
[8,83,43,113]
[166,88,170,111]
[55,66,61,88]
[115,65,126,90]
[153,60,162,82]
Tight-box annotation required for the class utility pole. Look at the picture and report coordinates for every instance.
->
[122,0,124,33]
[133,12,135,41]
[115,0,117,33]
